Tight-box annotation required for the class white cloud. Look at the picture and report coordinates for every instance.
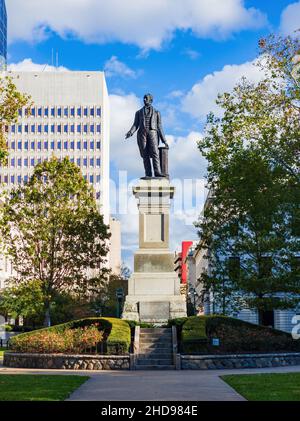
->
[183,49,201,60]
[104,56,138,79]
[7,0,267,50]
[182,59,266,120]
[109,93,144,176]
[7,58,69,72]
[280,1,300,36]
[167,90,185,99]
[168,131,206,180]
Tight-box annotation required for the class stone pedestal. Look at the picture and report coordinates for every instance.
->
[122,179,187,323]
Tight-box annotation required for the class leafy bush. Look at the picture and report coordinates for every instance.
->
[168,318,188,328]
[180,316,208,354]
[9,317,131,355]
[4,325,13,332]
[175,315,300,355]
[104,318,131,355]
[6,325,40,333]
[126,320,157,329]
[11,325,103,354]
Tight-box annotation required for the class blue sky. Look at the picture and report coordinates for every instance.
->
[6,0,300,268]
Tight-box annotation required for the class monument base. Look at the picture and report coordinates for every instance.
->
[122,178,187,323]
[123,273,187,323]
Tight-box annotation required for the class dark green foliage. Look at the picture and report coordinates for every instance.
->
[0,77,31,165]
[168,317,188,328]
[177,316,300,355]
[91,274,128,318]
[9,317,131,355]
[180,316,208,354]
[125,320,157,329]
[196,34,300,315]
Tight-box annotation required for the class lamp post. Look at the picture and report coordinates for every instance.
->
[188,287,197,316]
[116,288,124,318]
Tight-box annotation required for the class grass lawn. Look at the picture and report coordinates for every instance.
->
[0,348,5,358]
[0,375,89,401]
[222,373,300,401]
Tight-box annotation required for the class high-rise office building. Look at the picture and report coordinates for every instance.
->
[0,0,7,69]
[0,71,121,288]
[3,71,110,220]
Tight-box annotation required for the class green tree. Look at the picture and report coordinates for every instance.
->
[0,280,45,322]
[0,157,110,326]
[90,268,129,318]
[0,76,31,164]
[197,34,300,321]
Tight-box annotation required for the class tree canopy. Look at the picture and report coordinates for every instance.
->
[0,157,110,326]
[196,34,300,320]
[0,75,31,165]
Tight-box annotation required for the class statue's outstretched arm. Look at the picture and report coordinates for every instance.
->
[126,112,139,139]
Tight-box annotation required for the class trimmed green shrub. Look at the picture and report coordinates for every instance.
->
[10,325,103,354]
[9,317,131,355]
[104,318,131,355]
[125,320,157,329]
[175,315,300,355]
[168,317,188,328]
[180,316,209,354]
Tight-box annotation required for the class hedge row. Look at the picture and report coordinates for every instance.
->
[9,318,131,355]
[170,315,300,355]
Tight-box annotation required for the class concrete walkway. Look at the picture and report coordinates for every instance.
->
[2,362,300,401]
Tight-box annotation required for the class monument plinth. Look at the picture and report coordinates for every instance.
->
[122,178,187,323]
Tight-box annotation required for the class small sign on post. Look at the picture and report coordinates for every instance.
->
[212,338,220,347]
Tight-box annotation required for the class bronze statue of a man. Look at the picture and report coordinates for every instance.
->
[126,93,169,178]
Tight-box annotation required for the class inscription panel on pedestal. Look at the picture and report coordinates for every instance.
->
[145,214,164,243]
[139,301,170,322]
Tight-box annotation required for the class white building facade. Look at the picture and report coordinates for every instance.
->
[0,71,120,288]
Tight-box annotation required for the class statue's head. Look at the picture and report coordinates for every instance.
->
[144,93,153,107]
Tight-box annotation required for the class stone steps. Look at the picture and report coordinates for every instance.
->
[138,353,172,359]
[136,328,175,371]
[137,358,173,366]
[135,365,175,371]
[140,328,170,334]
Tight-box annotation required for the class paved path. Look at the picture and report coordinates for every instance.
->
[2,363,300,401]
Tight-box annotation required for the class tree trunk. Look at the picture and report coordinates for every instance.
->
[44,303,51,327]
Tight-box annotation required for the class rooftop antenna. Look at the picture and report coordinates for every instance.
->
[56,52,59,69]
[51,48,54,67]
[42,64,48,72]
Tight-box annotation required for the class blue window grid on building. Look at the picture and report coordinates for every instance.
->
[13,105,101,121]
